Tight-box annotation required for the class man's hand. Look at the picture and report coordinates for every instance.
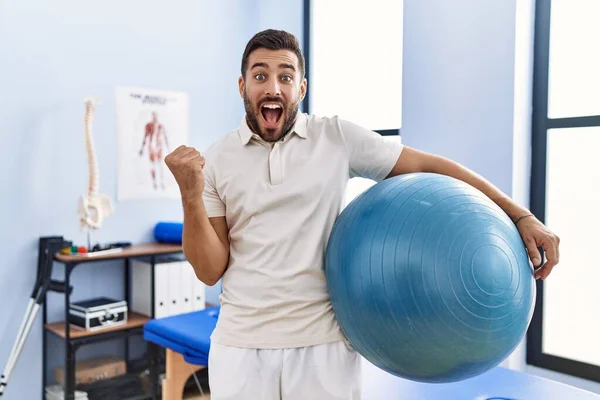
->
[164,145,206,201]
[516,215,560,280]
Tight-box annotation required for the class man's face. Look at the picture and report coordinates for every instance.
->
[239,49,307,142]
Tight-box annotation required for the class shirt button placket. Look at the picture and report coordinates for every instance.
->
[269,142,283,185]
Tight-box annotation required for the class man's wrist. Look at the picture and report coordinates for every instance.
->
[181,191,205,212]
[514,213,535,225]
[493,197,531,223]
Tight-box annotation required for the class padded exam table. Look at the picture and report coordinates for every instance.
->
[144,307,219,399]
[144,307,600,399]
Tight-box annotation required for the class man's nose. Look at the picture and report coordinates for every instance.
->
[265,78,281,97]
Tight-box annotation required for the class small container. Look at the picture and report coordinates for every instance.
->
[68,297,128,331]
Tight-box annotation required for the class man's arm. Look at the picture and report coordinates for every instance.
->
[387,146,529,221]
[387,146,560,279]
[181,199,229,286]
[164,144,228,285]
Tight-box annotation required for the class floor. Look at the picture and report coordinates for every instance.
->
[183,387,210,399]
[179,358,600,400]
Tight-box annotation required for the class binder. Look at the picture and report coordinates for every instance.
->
[179,261,195,314]
[130,259,175,319]
[167,262,182,316]
[130,260,152,317]
[155,262,171,318]
[130,258,205,319]
[193,271,206,311]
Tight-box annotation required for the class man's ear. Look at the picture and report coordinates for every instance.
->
[238,76,245,98]
[300,77,307,101]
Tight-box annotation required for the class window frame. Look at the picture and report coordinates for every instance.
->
[302,0,400,137]
[527,0,600,383]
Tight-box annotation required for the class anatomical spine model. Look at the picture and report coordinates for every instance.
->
[78,98,113,234]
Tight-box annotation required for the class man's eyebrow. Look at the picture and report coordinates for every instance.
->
[251,62,296,72]
[251,62,269,70]
[279,63,296,71]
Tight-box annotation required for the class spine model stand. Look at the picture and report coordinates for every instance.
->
[78,98,114,247]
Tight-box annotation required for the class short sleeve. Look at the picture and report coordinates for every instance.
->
[202,156,226,218]
[338,118,404,181]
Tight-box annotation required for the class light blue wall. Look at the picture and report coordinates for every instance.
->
[257,0,304,35]
[0,0,306,397]
[401,0,517,195]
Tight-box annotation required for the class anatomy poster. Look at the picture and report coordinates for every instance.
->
[115,86,189,201]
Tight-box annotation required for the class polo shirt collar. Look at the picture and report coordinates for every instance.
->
[238,112,308,145]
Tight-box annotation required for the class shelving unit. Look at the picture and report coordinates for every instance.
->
[43,242,183,400]
[45,311,150,339]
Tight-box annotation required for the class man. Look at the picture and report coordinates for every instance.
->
[165,29,560,400]
[139,111,169,190]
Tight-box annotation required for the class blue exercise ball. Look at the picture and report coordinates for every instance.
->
[325,173,536,383]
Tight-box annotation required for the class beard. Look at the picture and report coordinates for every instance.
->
[244,92,300,143]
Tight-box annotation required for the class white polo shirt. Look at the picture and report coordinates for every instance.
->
[202,112,403,349]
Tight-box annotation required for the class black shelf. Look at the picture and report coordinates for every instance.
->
[77,370,153,400]
[42,243,183,400]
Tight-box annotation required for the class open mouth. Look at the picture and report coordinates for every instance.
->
[260,103,283,128]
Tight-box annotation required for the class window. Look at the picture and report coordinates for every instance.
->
[527,0,600,383]
[303,0,403,205]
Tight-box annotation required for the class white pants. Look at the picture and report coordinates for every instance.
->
[208,340,362,400]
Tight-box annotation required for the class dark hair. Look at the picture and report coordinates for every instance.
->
[241,29,305,78]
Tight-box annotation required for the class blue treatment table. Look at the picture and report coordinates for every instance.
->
[144,307,219,399]
[144,307,600,400]
[361,357,600,399]
[144,306,219,365]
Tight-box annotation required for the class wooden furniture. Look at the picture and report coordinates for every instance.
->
[143,306,218,400]
[43,242,183,400]
[163,349,205,400]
